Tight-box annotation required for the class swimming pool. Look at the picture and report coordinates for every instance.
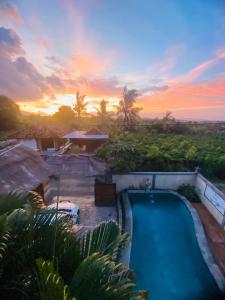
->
[129,192,221,300]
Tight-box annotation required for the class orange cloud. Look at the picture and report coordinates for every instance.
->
[139,74,225,116]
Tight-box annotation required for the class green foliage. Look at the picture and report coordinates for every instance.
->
[70,253,143,300]
[0,95,20,130]
[0,191,45,215]
[97,131,225,179]
[53,106,75,127]
[177,184,201,202]
[97,137,145,172]
[0,192,146,300]
[80,220,129,260]
[36,259,76,300]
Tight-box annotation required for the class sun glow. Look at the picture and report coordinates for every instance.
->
[17,94,119,115]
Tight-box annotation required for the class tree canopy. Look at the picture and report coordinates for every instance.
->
[0,95,20,130]
[53,105,75,126]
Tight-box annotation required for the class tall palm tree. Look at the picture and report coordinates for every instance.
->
[0,192,147,300]
[116,86,142,130]
[95,99,113,127]
[73,92,88,124]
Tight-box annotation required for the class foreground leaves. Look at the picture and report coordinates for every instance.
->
[0,192,147,300]
[36,259,76,300]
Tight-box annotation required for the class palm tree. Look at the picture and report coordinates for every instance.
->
[162,111,174,131]
[0,192,147,300]
[116,86,142,130]
[95,99,113,127]
[73,92,88,124]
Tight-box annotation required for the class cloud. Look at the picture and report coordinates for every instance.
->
[0,27,60,100]
[0,26,122,102]
[0,27,24,56]
[138,74,225,115]
[64,76,121,97]
[136,50,225,118]
[0,1,22,24]
[169,49,225,86]
[61,0,118,77]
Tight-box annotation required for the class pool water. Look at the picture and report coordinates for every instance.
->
[129,192,221,300]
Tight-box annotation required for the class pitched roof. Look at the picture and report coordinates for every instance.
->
[0,140,53,194]
[10,124,67,139]
[63,128,109,139]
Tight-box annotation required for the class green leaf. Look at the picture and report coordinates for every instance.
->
[36,258,76,300]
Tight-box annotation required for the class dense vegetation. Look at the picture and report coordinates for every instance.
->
[0,95,20,131]
[1,89,225,181]
[96,130,225,180]
[177,184,201,202]
[0,192,146,300]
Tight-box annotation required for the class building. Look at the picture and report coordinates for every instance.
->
[0,140,53,197]
[63,128,109,153]
[10,124,67,152]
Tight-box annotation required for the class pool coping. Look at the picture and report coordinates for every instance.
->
[123,189,225,292]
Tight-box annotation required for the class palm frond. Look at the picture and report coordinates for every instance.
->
[0,213,14,258]
[80,220,129,261]
[36,259,76,300]
[0,191,45,216]
[70,253,146,300]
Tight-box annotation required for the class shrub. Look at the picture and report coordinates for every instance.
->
[177,184,201,202]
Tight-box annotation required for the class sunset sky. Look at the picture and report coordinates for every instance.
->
[0,0,225,120]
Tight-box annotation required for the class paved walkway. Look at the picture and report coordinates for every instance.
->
[193,203,225,275]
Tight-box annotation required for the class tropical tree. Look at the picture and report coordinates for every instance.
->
[0,95,20,130]
[73,92,88,124]
[116,87,142,130]
[95,99,113,127]
[53,105,75,126]
[0,192,147,300]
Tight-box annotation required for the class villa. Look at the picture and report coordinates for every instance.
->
[1,138,225,299]
[63,128,109,153]
[10,124,67,152]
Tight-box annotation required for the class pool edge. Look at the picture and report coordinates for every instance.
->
[124,189,225,292]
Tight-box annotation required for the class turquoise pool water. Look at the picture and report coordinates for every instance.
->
[129,192,221,300]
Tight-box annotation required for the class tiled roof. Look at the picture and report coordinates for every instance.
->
[10,125,67,139]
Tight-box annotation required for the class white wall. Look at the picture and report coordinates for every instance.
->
[113,174,154,192]
[155,173,195,189]
[195,174,224,225]
[20,139,37,150]
[113,172,195,192]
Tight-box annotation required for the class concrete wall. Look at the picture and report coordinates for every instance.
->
[113,173,154,192]
[155,173,196,189]
[195,174,225,225]
[112,172,196,192]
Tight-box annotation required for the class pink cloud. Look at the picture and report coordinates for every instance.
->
[0,1,22,24]
[138,74,225,116]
